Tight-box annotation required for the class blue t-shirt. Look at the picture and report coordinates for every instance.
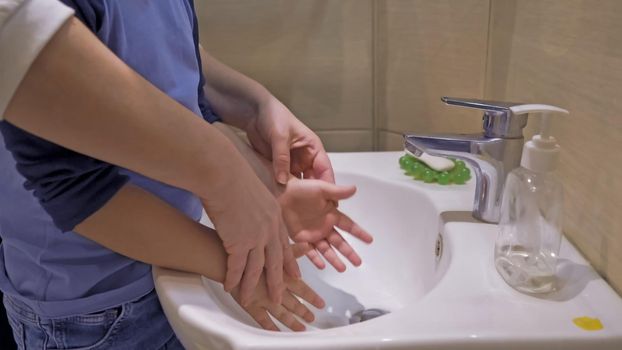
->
[0,0,218,317]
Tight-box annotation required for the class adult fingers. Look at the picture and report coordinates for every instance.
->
[224,249,249,292]
[335,211,373,244]
[327,229,362,267]
[312,148,335,183]
[315,239,346,272]
[265,237,284,304]
[271,132,292,185]
[239,248,265,306]
[280,221,302,279]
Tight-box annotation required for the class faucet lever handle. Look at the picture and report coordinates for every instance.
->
[441,97,523,112]
[441,97,528,139]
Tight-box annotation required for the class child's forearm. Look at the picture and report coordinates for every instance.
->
[75,184,227,282]
[199,46,273,130]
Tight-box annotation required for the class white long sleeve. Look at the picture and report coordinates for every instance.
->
[0,0,74,119]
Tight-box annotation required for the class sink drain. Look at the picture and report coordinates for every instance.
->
[349,309,390,324]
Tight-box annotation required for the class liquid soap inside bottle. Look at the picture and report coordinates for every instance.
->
[494,167,563,294]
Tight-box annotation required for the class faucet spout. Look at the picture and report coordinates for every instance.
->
[404,133,521,223]
[401,97,533,223]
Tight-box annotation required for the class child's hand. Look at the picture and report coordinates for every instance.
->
[231,244,325,332]
[278,178,373,272]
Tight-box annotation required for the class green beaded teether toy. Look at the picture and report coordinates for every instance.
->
[399,154,471,185]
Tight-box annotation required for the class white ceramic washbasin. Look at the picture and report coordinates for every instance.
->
[154,152,622,350]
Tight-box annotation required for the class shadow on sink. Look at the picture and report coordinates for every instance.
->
[529,259,600,302]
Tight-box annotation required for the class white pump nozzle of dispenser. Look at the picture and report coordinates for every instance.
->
[509,104,570,173]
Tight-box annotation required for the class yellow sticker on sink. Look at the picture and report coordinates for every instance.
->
[573,316,603,331]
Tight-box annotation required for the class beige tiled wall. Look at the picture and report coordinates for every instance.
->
[486,0,622,294]
[195,0,374,151]
[196,0,488,151]
[375,0,491,150]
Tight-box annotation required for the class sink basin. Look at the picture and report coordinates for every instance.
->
[154,152,622,350]
[201,171,449,331]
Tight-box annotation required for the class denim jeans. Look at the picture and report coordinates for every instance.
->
[3,289,184,350]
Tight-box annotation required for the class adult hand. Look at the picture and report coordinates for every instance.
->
[278,178,373,271]
[230,243,324,332]
[245,97,335,185]
[200,145,301,307]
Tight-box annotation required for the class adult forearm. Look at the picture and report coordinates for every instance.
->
[2,17,246,200]
[199,46,273,130]
[75,184,227,282]
[213,122,286,196]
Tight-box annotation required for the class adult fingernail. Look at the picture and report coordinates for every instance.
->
[277,172,288,184]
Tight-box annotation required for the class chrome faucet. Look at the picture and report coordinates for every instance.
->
[404,97,529,223]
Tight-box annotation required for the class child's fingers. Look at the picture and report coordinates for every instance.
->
[305,249,326,270]
[292,229,319,244]
[321,183,357,201]
[327,229,362,267]
[248,306,280,332]
[239,248,265,306]
[265,237,284,304]
[315,239,346,272]
[282,291,315,323]
[335,211,373,244]
[291,242,313,259]
[224,250,248,292]
[268,304,306,332]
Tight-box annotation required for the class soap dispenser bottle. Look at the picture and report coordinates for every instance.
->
[494,104,569,294]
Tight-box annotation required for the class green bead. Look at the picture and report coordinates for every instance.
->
[404,161,419,175]
[452,174,466,184]
[451,167,470,184]
[413,165,426,180]
[422,169,436,183]
[454,160,466,169]
[459,167,470,179]
[399,155,409,168]
[399,155,414,169]
[438,171,451,185]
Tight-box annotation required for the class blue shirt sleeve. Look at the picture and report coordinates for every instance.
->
[61,0,220,124]
[58,0,105,32]
[0,122,129,232]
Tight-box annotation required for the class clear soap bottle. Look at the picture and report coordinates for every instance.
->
[494,105,569,294]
